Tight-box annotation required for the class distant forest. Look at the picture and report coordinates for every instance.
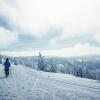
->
[0,53,100,81]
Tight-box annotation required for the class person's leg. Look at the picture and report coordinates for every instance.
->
[7,69,9,76]
[5,69,8,77]
[6,69,9,77]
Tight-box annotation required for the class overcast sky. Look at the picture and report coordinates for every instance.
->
[0,0,100,57]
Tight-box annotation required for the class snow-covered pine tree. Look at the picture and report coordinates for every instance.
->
[37,52,46,71]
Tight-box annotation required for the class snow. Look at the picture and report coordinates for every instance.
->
[0,64,100,100]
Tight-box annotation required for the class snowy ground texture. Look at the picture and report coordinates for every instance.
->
[0,64,100,100]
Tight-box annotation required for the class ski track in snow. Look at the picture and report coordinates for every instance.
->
[0,64,100,100]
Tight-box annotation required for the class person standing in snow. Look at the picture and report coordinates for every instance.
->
[4,58,11,77]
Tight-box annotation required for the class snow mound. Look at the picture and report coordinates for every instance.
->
[0,64,100,100]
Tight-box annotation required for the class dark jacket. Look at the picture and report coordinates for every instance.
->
[4,61,11,69]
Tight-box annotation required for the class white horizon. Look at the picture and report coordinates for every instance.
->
[1,44,100,57]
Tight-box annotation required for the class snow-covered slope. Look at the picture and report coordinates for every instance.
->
[0,65,100,100]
